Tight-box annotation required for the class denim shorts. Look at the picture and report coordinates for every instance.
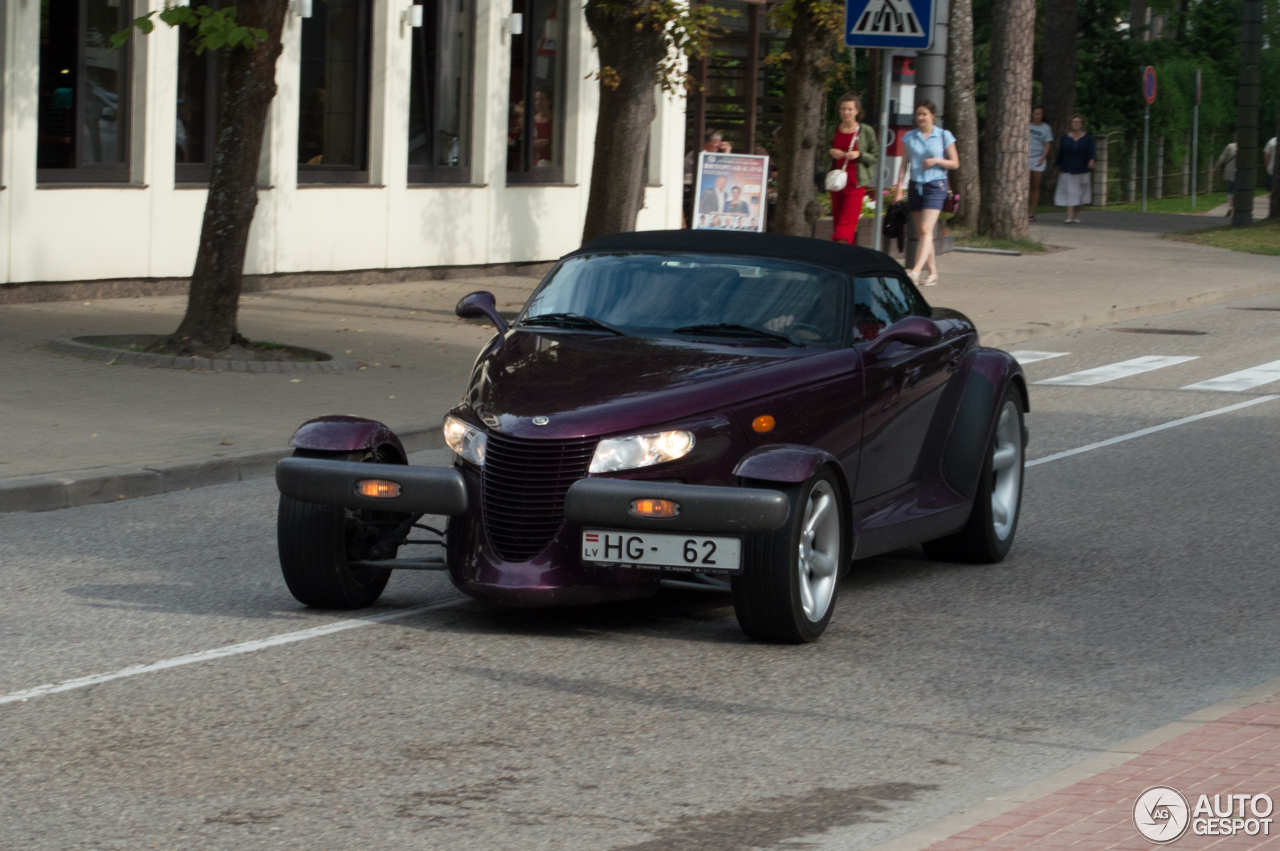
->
[908,180,947,212]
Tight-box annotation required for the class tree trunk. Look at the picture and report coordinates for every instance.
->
[945,0,980,229]
[978,0,1036,239]
[1040,0,1077,206]
[167,0,291,356]
[1230,0,1262,227]
[773,0,840,236]
[581,0,668,243]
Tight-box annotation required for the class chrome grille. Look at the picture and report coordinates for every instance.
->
[481,433,597,562]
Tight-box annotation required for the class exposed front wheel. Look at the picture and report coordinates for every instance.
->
[924,385,1025,563]
[732,468,848,643]
[277,449,402,609]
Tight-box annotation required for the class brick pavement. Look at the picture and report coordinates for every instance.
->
[873,683,1280,851]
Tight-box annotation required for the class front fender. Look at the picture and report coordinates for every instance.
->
[733,444,839,484]
[941,348,1027,499]
[289,415,408,463]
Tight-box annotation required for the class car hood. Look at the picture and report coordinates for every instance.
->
[463,330,858,440]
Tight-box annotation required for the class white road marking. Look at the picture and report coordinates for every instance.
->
[0,600,463,706]
[1181,360,1280,392]
[1027,395,1279,468]
[1034,355,1200,386]
[1011,351,1071,365]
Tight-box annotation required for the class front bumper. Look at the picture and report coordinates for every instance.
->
[563,478,789,533]
[275,457,469,516]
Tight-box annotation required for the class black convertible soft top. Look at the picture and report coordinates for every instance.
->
[573,229,907,279]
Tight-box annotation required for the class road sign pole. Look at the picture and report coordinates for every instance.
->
[1191,103,1199,210]
[1190,69,1201,211]
[1142,104,1150,213]
[873,49,893,252]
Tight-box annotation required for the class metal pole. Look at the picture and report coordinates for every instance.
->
[1191,102,1199,210]
[1142,104,1150,212]
[873,50,893,252]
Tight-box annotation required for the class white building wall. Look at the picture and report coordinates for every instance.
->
[1,0,686,285]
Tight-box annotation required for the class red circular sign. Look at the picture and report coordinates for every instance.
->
[1143,66,1158,104]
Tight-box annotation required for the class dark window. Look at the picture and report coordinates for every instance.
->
[38,0,132,183]
[506,0,565,183]
[523,253,847,347]
[408,0,473,184]
[297,0,372,184]
[852,276,931,341]
[175,22,219,184]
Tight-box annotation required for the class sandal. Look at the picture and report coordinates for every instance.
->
[921,274,939,286]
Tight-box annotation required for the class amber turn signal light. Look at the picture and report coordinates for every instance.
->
[356,479,402,499]
[752,415,776,433]
[629,498,680,518]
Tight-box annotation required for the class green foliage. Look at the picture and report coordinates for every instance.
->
[109,5,267,52]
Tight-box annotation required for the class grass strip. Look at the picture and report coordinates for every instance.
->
[1166,216,1280,256]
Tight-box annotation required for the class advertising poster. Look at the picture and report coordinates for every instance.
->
[693,152,768,233]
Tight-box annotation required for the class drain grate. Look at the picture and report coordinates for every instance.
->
[1109,327,1207,336]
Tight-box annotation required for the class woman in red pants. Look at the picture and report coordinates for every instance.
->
[827,92,879,244]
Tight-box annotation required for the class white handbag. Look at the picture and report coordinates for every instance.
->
[824,127,859,192]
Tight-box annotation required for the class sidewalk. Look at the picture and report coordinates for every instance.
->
[870,677,1280,851]
[2,212,1278,508]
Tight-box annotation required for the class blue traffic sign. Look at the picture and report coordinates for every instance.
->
[1143,65,1157,104]
[845,0,936,49]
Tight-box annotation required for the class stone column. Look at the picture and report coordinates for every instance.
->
[1093,133,1109,206]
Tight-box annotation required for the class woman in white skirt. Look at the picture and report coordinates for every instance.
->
[1054,115,1096,223]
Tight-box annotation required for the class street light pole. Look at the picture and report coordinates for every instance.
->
[1190,69,1200,210]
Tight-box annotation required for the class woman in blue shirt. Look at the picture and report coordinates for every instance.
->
[1053,115,1096,223]
[893,101,959,286]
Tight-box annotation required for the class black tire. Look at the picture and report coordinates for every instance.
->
[276,448,402,609]
[732,467,849,643]
[923,384,1025,564]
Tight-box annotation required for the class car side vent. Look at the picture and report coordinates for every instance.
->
[481,433,598,562]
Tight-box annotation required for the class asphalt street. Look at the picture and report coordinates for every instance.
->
[2,292,1278,851]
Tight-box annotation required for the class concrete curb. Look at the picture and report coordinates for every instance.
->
[40,336,356,373]
[865,673,1280,851]
[0,427,446,513]
[977,279,1280,348]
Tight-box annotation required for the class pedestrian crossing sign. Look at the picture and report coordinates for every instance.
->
[845,0,935,49]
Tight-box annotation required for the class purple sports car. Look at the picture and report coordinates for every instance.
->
[275,231,1027,642]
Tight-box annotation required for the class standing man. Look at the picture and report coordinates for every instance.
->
[700,176,729,215]
[1028,106,1055,221]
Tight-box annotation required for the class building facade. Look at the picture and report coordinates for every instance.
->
[1,0,686,287]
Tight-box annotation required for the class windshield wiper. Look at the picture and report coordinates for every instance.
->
[518,313,625,336]
[671,323,800,346]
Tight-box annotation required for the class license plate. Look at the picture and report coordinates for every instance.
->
[581,530,742,574]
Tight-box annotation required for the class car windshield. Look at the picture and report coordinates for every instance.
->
[520,252,847,347]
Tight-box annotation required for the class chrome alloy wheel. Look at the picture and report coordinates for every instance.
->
[797,480,841,622]
[990,399,1024,541]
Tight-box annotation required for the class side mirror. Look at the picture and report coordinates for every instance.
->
[455,291,510,333]
[865,316,941,355]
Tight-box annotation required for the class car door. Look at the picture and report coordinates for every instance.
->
[852,276,958,503]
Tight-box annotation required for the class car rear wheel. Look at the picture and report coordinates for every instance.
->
[732,468,848,643]
[277,449,402,609]
[924,385,1025,563]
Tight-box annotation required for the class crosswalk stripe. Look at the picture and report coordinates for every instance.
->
[1034,355,1200,387]
[1012,351,1071,365]
[1181,360,1280,393]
